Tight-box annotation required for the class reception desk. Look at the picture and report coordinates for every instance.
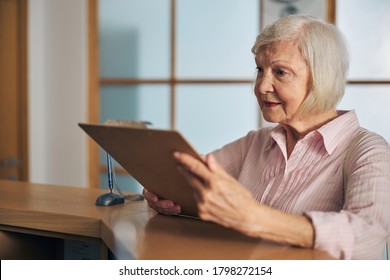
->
[0,180,332,260]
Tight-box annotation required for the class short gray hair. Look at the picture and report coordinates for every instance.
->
[252,15,349,115]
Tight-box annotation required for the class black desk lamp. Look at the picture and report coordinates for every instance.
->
[95,119,150,206]
[95,153,124,206]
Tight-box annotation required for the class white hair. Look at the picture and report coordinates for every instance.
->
[252,15,350,115]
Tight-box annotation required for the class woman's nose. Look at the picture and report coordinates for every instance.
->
[255,74,274,95]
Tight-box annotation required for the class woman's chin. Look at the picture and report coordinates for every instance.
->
[262,114,280,124]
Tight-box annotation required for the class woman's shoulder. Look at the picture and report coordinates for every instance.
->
[247,126,275,138]
[347,127,390,163]
[240,126,275,145]
[213,127,274,154]
[352,128,390,150]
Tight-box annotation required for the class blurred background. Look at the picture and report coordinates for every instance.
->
[1,0,389,193]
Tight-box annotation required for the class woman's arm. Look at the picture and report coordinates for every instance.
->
[305,131,390,259]
[174,151,314,248]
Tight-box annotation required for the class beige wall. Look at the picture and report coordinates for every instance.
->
[28,0,88,187]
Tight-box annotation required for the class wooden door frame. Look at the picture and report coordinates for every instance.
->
[87,0,100,188]
[19,0,29,181]
[0,0,29,181]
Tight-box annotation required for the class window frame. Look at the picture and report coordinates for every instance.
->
[87,0,357,188]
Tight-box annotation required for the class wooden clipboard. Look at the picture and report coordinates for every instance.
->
[79,123,202,217]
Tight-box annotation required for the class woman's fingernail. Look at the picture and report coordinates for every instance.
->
[173,151,180,158]
[166,201,173,208]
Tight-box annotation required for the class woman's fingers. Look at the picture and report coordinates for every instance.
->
[154,203,181,215]
[205,153,224,173]
[143,188,158,203]
[148,199,181,215]
[176,165,205,203]
[177,165,205,188]
[143,188,181,215]
[173,152,210,180]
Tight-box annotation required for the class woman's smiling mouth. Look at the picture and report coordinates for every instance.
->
[264,101,281,107]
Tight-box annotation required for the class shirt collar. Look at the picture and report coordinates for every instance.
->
[317,110,360,155]
[265,110,360,155]
[266,125,285,152]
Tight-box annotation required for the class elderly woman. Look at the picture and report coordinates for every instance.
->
[143,15,390,260]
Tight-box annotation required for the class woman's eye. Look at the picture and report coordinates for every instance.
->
[256,67,263,75]
[275,69,288,77]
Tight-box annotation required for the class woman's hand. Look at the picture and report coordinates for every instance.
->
[142,188,181,215]
[173,152,314,248]
[173,152,262,236]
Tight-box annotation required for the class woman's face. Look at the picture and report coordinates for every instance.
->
[254,40,311,124]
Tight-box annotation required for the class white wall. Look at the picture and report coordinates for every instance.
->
[28,0,88,187]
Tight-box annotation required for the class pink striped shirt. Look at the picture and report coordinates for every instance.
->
[212,110,390,259]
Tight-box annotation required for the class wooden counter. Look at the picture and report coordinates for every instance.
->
[0,180,333,259]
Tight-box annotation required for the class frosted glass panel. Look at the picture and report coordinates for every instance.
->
[99,85,170,189]
[176,85,259,154]
[338,85,390,143]
[100,173,143,193]
[176,0,259,79]
[263,0,326,27]
[100,85,170,129]
[337,0,390,80]
[99,0,170,78]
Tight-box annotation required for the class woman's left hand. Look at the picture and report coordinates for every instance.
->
[173,152,262,236]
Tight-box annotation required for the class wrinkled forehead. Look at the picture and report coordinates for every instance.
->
[255,40,304,63]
